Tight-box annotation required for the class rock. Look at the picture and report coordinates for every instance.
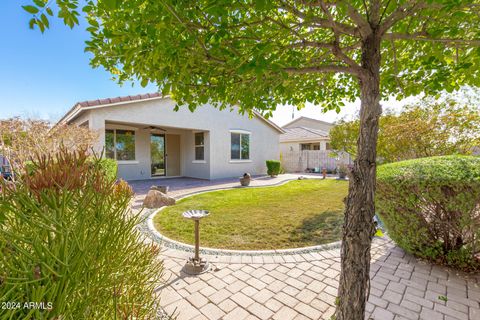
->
[150,185,169,194]
[143,190,176,208]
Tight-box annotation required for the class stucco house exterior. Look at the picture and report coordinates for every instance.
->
[280,116,334,153]
[59,93,283,180]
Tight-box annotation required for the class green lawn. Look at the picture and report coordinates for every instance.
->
[153,179,348,250]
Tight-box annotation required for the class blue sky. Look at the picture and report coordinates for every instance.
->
[0,2,413,125]
[0,1,156,121]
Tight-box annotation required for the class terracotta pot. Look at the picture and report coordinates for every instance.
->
[240,177,251,186]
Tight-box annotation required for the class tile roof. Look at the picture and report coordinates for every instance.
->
[280,126,329,142]
[58,93,285,133]
[77,92,162,107]
[282,116,334,128]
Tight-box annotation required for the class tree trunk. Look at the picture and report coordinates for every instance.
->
[336,32,382,320]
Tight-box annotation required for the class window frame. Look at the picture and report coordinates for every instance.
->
[193,132,206,162]
[105,128,137,162]
[301,143,312,151]
[230,130,251,162]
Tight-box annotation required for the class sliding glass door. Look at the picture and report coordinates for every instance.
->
[150,134,166,177]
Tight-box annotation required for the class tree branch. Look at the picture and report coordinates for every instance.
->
[379,1,428,34]
[390,38,405,94]
[369,0,382,26]
[288,41,335,49]
[312,1,361,71]
[338,0,372,36]
[385,32,480,46]
[280,1,360,36]
[283,65,362,77]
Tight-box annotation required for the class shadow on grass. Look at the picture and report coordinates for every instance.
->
[290,211,344,246]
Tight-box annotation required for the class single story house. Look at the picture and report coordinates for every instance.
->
[58,93,283,180]
[280,117,334,153]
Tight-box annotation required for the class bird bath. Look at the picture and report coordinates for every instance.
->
[182,210,210,275]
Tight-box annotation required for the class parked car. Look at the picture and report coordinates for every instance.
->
[0,155,13,180]
[0,165,12,180]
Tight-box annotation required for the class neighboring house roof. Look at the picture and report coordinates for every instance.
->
[282,116,334,129]
[58,93,285,133]
[280,126,330,143]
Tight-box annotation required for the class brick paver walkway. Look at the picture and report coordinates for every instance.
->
[132,176,480,320]
[156,240,479,320]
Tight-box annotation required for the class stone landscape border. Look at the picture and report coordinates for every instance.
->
[140,179,344,256]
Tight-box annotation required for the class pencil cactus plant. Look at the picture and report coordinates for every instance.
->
[0,149,163,319]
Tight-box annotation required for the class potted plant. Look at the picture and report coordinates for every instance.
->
[240,172,251,186]
[337,163,348,179]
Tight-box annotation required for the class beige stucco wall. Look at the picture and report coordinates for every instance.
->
[280,140,329,154]
[70,98,280,180]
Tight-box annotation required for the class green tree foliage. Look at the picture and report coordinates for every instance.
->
[21,1,480,112]
[21,1,480,318]
[330,100,480,162]
[0,149,162,319]
[376,155,480,271]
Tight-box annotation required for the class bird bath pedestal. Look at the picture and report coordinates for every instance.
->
[182,210,210,275]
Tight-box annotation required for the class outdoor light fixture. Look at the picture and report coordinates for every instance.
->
[182,210,210,275]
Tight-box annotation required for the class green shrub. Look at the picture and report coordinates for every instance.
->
[0,150,162,319]
[266,160,281,177]
[376,155,480,271]
[97,157,118,181]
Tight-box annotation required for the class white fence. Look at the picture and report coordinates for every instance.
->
[281,150,352,173]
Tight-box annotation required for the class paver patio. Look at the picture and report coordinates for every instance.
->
[132,176,480,320]
[156,240,479,320]
[130,174,326,208]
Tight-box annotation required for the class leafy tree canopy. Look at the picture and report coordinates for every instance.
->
[23,0,480,115]
[329,96,480,162]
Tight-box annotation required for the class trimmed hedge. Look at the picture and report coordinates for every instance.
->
[376,155,480,271]
[266,160,281,177]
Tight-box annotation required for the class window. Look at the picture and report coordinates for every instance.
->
[326,142,331,150]
[105,129,135,161]
[301,143,311,151]
[194,132,205,161]
[231,132,250,160]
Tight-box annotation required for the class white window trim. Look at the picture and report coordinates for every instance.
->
[117,160,139,165]
[105,124,139,131]
[194,131,206,162]
[229,130,251,161]
[229,129,251,134]
[229,159,252,163]
[106,129,136,161]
